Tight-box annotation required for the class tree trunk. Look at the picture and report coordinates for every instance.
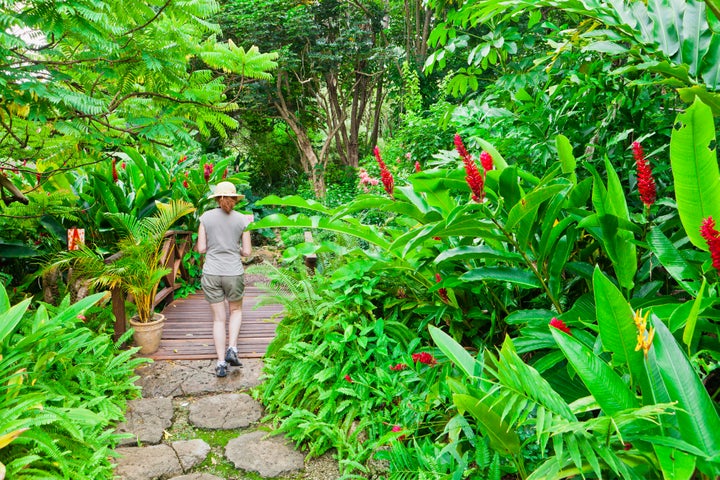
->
[273,75,327,198]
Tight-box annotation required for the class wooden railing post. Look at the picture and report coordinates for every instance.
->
[111,286,126,342]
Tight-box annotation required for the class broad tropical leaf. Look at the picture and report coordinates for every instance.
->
[647,317,720,456]
[551,329,639,416]
[670,97,720,249]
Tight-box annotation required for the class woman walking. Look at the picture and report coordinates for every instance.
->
[196,181,253,377]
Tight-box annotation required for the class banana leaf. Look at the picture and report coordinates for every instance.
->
[670,97,720,250]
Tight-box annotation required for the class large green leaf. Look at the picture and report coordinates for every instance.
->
[587,160,637,289]
[0,298,31,344]
[551,329,639,416]
[0,283,8,314]
[453,393,521,456]
[649,0,681,59]
[249,213,390,249]
[429,325,483,378]
[670,97,720,249]
[682,279,705,351]
[461,266,541,289]
[255,194,332,215]
[555,134,577,183]
[646,227,702,296]
[0,241,38,258]
[649,317,720,456]
[655,444,696,480]
[435,245,524,264]
[592,268,645,387]
[505,184,568,231]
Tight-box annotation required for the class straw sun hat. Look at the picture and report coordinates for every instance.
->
[208,181,245,199]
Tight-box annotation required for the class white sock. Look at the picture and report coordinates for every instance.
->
[217,361,227,367]
[229,346,237,353]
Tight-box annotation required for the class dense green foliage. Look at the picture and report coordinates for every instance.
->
[1,0,720,479]
[0,285,146,478]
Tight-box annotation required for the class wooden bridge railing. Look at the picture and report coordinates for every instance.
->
[112,230,193,340]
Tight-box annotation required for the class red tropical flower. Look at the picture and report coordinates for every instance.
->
[183,180,189,188]
[203,163,214,182]
[179,155,187,164]
[549,317,571,335]
[435,273,449,303]
[632,141,656,207]
[480,151,494,172]
[454,134,485,202]
[411,352,437,365]
[121,162,126,170]
[373,146,394,198]
[344,374,352,383]
[391,425,406,441]
[389,363,408,371]
[701,217,720,273]
[414,161,421,173]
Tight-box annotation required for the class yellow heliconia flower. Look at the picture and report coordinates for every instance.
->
[633,309,655,358]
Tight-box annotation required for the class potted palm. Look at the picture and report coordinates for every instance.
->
[47,199,195,354]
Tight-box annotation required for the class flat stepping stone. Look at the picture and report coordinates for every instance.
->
[114,440,210,480]
[135,359,263,398]
[170,475,224,480]
[188,393,263,429]
[116,397,173,446]
[225,430,305,478]
[172,439,211,471]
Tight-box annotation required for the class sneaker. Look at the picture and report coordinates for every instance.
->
[215,362,228,377]
[225,347,242,367]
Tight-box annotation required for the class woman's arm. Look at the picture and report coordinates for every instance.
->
[241,231,252,257]
[241,214,253,257]
[196,222,207,254]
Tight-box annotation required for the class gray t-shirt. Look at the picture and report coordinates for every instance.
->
[199,208,249,276]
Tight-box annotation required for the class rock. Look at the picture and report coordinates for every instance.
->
[171,439,211,471]
[188,393,264,430]
[114,444,181,480]
[116,397,173,446]
[135,359,263,398]
[225,430,305,478]
[169,475,224,480]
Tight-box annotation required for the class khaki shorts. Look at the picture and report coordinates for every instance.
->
[201,274,245,304]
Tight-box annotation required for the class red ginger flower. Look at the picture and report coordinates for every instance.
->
[412,352,437,365]
[373,146,394,198]
[389,363,408,371]
[391,425,406,441]
[435,273,449,303]
[454,134,485,202]
[414,161,421,173]
[480,151,494,172]
[701,217,720,273]
[203,163,214,182]
[344,374,352,383]
[632,141,656,207]
[549,317,571,335]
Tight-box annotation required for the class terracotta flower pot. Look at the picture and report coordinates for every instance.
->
[129,313,165,355]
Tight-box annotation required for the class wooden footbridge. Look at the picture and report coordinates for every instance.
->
[111,230,285,361]
[149,285,283,360]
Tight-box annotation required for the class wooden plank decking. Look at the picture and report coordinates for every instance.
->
[147,285,284,360]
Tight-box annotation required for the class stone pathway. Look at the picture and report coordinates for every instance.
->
[112,359,340,480]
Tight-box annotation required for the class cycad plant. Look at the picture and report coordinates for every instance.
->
[47,199,195,323]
